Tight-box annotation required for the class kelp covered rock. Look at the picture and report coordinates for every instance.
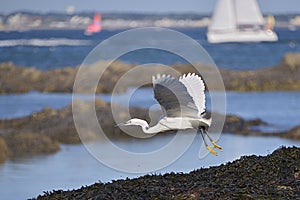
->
[5,133,60,157]
[34,146,300,199]
[281,125,300,140]
[0,137,8,163]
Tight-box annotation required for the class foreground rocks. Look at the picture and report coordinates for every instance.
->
[34,146,300,199]
[1,53,300,93]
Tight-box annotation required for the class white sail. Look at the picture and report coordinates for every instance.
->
[207,0,278,43]
[234,0,264,26]
[209,0,236,32]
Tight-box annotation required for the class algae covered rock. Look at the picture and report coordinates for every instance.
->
[281,125,300,140]
[5,133,60,157]
[34,146,300,199]
[0,137,8,163]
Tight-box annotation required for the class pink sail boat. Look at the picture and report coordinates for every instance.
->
[85,13,102,35]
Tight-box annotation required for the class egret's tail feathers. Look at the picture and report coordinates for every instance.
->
[200,117,212,127]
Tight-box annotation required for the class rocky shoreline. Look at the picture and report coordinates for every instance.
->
[1,53,300,94]
[33,146,300,199]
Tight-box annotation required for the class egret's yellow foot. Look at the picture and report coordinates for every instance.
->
[206,146,218,156]
[212,141,223,151]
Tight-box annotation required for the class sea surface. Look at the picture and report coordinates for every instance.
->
[0,28,300,199]
[0,28,300,70]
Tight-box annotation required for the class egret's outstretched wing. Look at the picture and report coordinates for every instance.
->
[179,73,206,116]
[152,74,198,117]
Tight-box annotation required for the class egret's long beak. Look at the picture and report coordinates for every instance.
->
[114,123,125,127]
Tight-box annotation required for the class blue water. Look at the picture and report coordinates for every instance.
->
[0,28,300,70]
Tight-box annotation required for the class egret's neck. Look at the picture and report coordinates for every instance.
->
[131,119,150,133]
[131,119,165,134]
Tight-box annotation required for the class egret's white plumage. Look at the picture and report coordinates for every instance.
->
[179,73,205,117]
[118,73,222,155]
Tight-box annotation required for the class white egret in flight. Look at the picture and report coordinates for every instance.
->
[118,73,222,155]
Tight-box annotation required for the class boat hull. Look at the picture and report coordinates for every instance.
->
[207,30,278,43]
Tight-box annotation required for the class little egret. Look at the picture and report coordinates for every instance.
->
[118,73,222,155]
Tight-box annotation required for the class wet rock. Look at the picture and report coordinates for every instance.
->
[212,113,266,135]
[34,146,300,199]
[222,53,300,91]
[0,137,8,163]
[223,115,246,133]
[280,125,300,140]
[4,133,60,157]
[0,62,76,93]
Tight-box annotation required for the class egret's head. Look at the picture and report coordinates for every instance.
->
[116,118,148,128]
[123,119,134,126]
[114,119,135,127]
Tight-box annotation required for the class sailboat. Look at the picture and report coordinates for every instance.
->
[207,0,278,43]
[85,13,102,36]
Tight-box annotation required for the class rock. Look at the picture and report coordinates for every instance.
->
[4,133,59,157]
[223,115,246,133]
[280,52,300,72]
[222,53,300,91]
[211,113,266,135]
[0,137,8,163]
[34,146,300,199]
[280,125,300,140]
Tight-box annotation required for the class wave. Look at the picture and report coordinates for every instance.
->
[0,38,92,47]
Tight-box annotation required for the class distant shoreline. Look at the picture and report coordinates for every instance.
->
[0,12,299,31]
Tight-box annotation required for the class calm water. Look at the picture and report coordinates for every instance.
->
[1,28,300,199]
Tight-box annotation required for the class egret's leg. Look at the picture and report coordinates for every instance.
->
[212,141,222,151]
[205,131,223,151]
[198,128,218,156]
